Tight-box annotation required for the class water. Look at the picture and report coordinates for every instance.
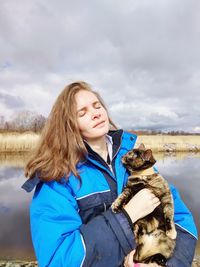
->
[154,152,200,255]
[0,152,199,260]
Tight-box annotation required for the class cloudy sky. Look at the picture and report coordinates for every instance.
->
[0,0,200,132]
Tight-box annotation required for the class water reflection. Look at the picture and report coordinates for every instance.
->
[0,152,31,168]
[0,155,34,260]
[0,152,199,260]
[155,152,200,254]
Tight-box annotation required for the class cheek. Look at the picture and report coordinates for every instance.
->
[77,116,90,132]
[102,109,108,118]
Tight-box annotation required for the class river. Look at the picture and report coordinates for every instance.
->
[0,152,199,260]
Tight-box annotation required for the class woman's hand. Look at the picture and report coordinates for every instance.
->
[123,188,160,223]
[124,250,162,267]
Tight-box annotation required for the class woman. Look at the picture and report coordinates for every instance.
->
[22,81,197,267]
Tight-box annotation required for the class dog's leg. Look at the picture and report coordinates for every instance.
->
[149,175,177,240]
[112,177,146,212]
[111,187,133,212]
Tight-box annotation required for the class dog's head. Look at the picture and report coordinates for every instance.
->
[121,143,156,171]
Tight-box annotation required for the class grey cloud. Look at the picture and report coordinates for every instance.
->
[0,92,25,109]
[0,0,200,72]
[0,0,200,131]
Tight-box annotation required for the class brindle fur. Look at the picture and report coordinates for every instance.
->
[111,144,177,266]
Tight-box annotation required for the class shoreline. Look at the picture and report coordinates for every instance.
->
[0,132,200,153]
[135,134,200,152]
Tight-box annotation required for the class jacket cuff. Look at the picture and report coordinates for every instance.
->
[122,208,134,231]
[103,209,136,255]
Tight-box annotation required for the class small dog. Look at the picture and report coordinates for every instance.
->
[111,144,177,266]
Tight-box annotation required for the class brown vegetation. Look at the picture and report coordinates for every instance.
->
[0,111,46,133]
[136,135,200,152]
[0,132,40,152]
[0,132,200,153]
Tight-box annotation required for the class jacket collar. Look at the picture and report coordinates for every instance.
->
[84,129,123,161]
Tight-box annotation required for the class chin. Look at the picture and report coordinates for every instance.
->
[92,124,109,137]
[95,127,109,136]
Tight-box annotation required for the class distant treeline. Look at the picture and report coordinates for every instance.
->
[0,111,199,135]
[130,130,200,136]
[0,111,46,133]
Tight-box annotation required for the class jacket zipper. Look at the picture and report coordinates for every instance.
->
[111,132,123,166]
[87,130,124,177]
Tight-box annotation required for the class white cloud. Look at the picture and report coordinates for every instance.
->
[192,127,200,133]
[0,0,200,131]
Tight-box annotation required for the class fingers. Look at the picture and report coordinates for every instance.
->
[144,189,160,207]
[135,263,161,267]
[151,195,160,206]
[124,188,161,223]
[124,250,161,267]
[148,264,162,267]
[124,250,135,267]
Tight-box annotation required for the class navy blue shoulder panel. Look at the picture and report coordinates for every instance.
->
[22,173,41,192]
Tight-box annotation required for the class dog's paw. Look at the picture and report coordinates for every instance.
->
[166,227,177,240]
[111,202,120,213]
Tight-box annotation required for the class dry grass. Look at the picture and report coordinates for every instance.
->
[136,135,200,152]
[0,132,200,153]
[0,132,40,153]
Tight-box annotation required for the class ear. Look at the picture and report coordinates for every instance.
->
[138,143,146,150]
[144,149,152,161]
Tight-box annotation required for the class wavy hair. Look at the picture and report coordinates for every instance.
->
[25,81,118,181]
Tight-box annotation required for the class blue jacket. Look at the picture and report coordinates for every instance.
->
[22,130,198,267]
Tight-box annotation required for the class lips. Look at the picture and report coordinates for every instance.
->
[93,121,105,128]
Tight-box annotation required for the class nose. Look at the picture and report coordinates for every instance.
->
[91,110,101,120]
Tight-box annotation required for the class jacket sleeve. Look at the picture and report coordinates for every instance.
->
[30,181,136,267]
[166,184,198,267]
[30,182,84,267]
[80,209,136,267]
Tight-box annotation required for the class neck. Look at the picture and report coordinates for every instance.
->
[86,136,108,160]
[131,167,155,176]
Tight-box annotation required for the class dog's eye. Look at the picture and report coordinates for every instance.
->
[133,153,137,158]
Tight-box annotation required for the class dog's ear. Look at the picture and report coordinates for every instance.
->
[138,143,146,150]
[144,149,152,161]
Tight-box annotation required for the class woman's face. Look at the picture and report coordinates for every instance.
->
[75,90,110,141]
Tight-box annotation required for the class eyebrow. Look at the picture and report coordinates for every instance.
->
[77,101,100,112]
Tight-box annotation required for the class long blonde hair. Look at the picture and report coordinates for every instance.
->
[25,81,117,181]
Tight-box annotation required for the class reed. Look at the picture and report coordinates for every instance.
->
[136,135,200,152]
[0,132,40,153]
[0,132,200,152]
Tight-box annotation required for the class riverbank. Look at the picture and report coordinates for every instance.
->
[135,134,200,152]
[0,132,200,153]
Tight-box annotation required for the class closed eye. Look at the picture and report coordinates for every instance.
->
[94,102,102,109]
[77,101,102,117]
[78,110,86,117]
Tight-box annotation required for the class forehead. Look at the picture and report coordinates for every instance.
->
[75,90,99,108]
